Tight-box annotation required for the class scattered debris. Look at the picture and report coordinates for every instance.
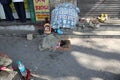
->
[98,13,108,23]
[77,17,100,29]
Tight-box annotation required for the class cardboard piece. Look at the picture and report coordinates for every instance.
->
[56,40,71,51]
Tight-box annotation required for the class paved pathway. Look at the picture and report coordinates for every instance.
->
[0,36,120,80]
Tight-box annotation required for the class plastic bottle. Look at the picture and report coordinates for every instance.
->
[17,61,27,77]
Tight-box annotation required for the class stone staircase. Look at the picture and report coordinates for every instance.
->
[74,0,120,38]
[60,19,120,38]
[77,0,120,18]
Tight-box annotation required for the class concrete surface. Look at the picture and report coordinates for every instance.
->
[0,19,120,38]
[0,26,120,38]
[0,36,120,80]
[0,25,35,31]
[105,19,120,24]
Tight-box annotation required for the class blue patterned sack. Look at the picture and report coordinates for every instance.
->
[51,2,80,29]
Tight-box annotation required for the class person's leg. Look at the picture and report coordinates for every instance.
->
[2,4,14,21]
[19,2,26,22]
[14,2,26,22]
[13,2,21,20]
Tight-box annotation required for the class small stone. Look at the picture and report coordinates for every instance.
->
[27,34,33,40]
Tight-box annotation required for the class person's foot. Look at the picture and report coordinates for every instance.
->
[6,18,15,22]
[21,20,26,23]
[21,21,26,23]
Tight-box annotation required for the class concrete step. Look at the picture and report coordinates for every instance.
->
[78,0,120,18]
[0,20,33,26]
[72,31,120,36]
[0,21,120,38]
[98,20,120,30]
[78,0,120,4]
[104,19,120,24]
[60,30,120,38]
[1,30,120,38]
[0,25,35,31]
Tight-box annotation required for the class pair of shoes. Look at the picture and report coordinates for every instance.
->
[21,20,26,23]
[4,20,16,23]
[5,20,14,22]
[6,19,15,21]
[21,21,26,23]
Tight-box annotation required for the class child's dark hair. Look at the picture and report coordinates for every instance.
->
[60,40,66,47]
[45,17,50,23]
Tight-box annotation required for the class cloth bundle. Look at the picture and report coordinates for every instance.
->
[51,2,80,29]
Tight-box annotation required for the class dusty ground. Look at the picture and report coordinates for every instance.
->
[0,36,120,80]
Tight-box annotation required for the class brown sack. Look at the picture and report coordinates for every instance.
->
[0,52,12,67]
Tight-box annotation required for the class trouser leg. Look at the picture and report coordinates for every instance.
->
[14,2,26,22]
[2,4,14,21]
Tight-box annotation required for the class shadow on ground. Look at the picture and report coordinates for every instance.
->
[0,37,120,80]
